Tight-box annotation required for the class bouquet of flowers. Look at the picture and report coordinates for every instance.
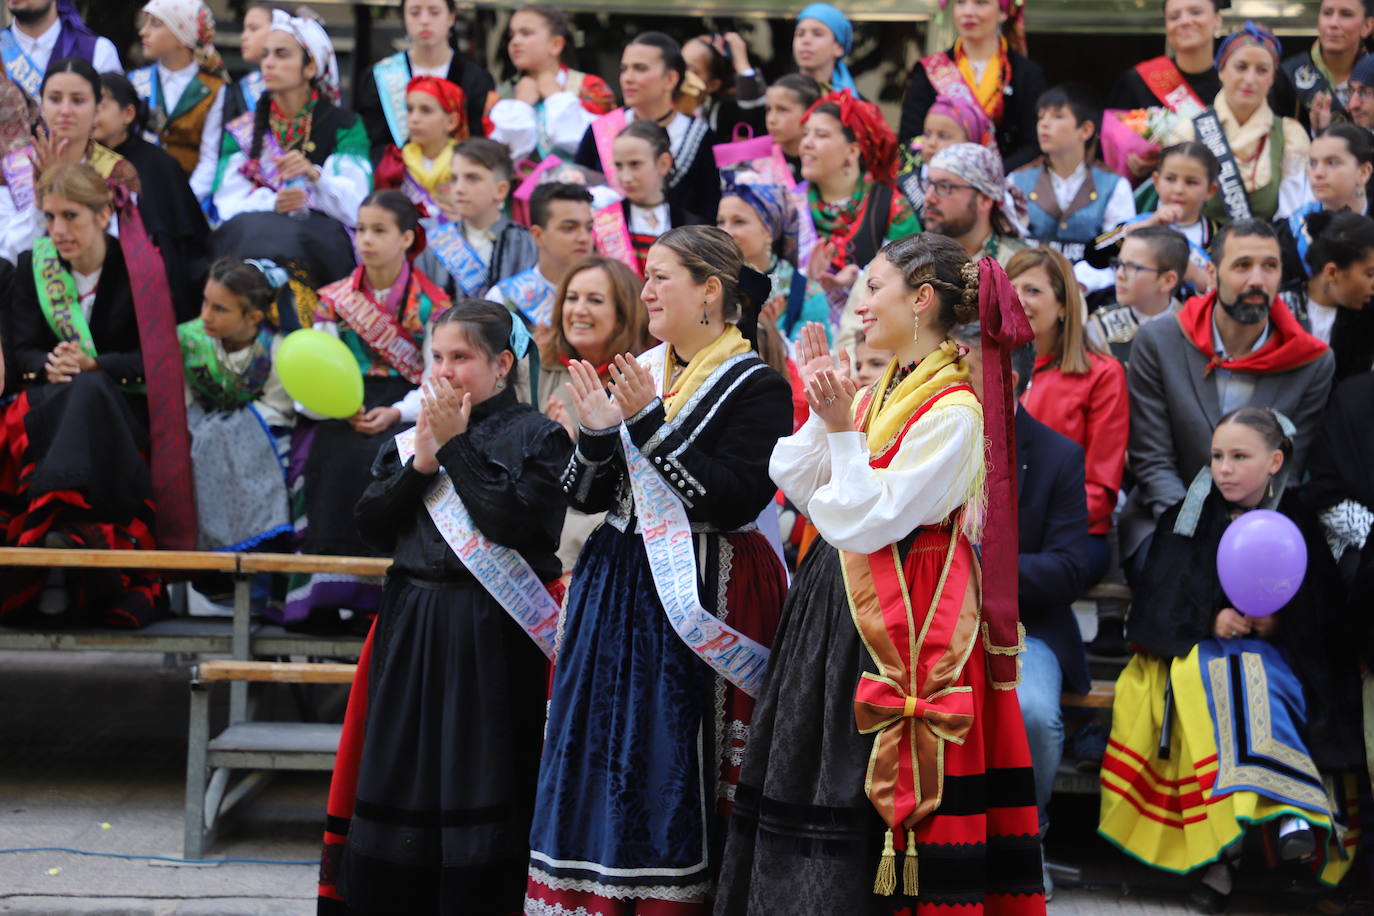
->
[1100,106,1188,178]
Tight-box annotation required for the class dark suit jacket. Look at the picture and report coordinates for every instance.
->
[1017,408,1091,695]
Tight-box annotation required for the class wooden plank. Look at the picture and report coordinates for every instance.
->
[237,553,391,577]
[1083,582,1132,602]
[0,547,237,572]
[197,660,357,684]
[1061,680,1115,708]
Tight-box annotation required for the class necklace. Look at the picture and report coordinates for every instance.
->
[881,359,921,404]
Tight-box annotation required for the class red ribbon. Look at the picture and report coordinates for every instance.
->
[854,674,975,740]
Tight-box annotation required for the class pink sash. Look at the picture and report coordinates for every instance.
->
[591,108,628,192]
[593,203,639,276]
[329,265,425,384]
[920,53,979,111]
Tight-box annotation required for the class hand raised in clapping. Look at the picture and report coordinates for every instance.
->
[607,353,657,419]
[566,359,621,430]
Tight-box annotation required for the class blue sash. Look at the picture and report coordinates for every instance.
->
[373,52,411,148]
[495,268,555,326]
[428,222,489,296]
[1288,202,1322,279]
[0,28,42,98]
[129,65,162,145]
[240,71,265,114]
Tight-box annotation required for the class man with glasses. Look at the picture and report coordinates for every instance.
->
[1347,54,1374,129]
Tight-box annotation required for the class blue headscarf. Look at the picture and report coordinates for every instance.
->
[796,3,856,95]
[721,171,797,262]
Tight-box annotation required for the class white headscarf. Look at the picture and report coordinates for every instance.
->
[142,0,214,50]
[270,8,340,104]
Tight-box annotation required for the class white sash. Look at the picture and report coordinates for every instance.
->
[618,345,771,698]
[395,428,560,659]
[374,52,411,148]
[0,28,41,98]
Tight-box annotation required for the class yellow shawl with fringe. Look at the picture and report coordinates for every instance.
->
[662,325,751,422]
[402,140,456,194]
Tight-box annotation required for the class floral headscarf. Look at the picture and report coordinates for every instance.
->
[928,93,995,151]
[1215,21,1282,71]
[721,170,798,263]
[803,90,898,186]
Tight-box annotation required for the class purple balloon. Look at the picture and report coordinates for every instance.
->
[1216,509,1308,617]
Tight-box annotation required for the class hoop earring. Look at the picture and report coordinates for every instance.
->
[700,299,710,325]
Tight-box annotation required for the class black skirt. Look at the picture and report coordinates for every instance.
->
[336,575,547,914]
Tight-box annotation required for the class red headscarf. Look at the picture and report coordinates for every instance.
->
[803,90,898,187]
[406,75,468,138]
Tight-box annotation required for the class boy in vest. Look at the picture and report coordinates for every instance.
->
[1012,85,1135,286]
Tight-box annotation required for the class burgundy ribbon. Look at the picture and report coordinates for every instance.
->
[110,184,197,550]
[976,256,1031,686]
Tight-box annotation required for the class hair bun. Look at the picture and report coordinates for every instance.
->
[955,259,980,323]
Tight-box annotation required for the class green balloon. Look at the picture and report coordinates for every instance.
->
[276,329,365,419]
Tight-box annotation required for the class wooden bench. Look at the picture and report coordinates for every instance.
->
[185,659,358,859]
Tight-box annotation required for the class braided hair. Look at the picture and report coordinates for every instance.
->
[879,234,979,331]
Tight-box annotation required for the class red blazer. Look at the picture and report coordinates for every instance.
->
[1020,350,1129,535]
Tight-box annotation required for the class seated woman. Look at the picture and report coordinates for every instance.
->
[801,91,919,324]
[356,0,494,161]
[0,162,191,627]
[484,4,615,163]
[573,32,721,220]
[538,253,650,574]
[898,0,1045,171]
[792,3,859,97]
[1276,123,1374,286]
[179,257,294,553]
[716,173,828,343]
[211,9,370,231]
[285,191,451,626]
[1278,210,1374,380]
[1163,22,1310,222]
[0,57,140,266]
[1100,407,1362,912]
[1008,247,1128,585]
[94,72,210,320]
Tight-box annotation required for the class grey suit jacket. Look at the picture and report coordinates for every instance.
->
[1119,309,1334,558]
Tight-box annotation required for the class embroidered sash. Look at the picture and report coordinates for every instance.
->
[920,53,982,116]
[394,427,559,659]
[793,181,817,272]
[177,318,274,411]
[374,52,412,148]
[1135,56,1205,116]
[2,145,35,211]
[592,202,639,275]
[0,28,42,98]
[32,236,96,358]
[240,71,265,114]
[615,344,772,698]
[495,268,555,326]
[329,268,426,384]
[427,222,490,296]
[400,171,440,216]
[1193,108,1252,221]
[590,107,628,192]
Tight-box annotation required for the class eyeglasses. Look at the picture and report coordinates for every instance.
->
[1110,258,1165,280]
[1353,85,1374,101]
[917,176,979,197]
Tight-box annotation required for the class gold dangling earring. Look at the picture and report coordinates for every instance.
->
[1267,475,1275,501]
[700,298,710,325]
[912,312,920,342]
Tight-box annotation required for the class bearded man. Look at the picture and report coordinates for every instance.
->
[1118,218,1334,583]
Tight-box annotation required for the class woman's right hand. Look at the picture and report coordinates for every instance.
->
[44,341,87,384]
[1214,607,1252,640]
[795,322,836,390]
[566,359,621,430]
[29,125,76,177]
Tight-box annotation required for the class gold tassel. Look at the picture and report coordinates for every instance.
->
[874,828,897,895]
[903,829,918,896]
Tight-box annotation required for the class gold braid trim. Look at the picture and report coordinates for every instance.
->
[983,620,1025,690]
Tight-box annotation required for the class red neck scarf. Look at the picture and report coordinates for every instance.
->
[559,355,612,380]
[1177,291,1328,376]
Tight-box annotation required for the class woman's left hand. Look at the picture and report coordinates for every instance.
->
[424,376,471,445]
[274,150,319,183]
[608,353,657,419]
[806,368,857,434]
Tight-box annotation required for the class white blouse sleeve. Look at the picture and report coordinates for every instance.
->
[542,92,598,155]
[806,404,983,555]
[188,86,226,202]
[212,149,277,221]
[487,98,538,161]
[389,323,432,423]
[768,412,834,512]
[309,150,372,228]
[0,184,40,265]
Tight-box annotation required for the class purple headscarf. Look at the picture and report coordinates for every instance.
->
[928,93,995,151]
[52,0,101,63]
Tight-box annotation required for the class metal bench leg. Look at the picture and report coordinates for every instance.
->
[184,674,209,860]
[230,575,251,724]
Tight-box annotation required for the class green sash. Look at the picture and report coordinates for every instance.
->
[32,237,96,359]
[177,318,273,412]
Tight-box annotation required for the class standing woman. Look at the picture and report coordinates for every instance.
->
[484,4,615,163]
[1007,247,1129,585]
[525,226,792,913]
[538,254,651,573]
[899,0,1044,172]
[716,236,1046,913]
[357,0,495,162]
[94,72,210,318]
[212,9,370,230]
[0,162,191,626]
[228,1,274,118]
[285,191,451,625]
[131,0,227,201]
[1165,23,1310,222]
[573,32,722,220]
[801,91,919,321]
[793,3,859,96]
[1108,0,1223,122]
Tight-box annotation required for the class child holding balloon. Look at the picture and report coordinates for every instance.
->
[283,190,452,626]
[1099,407,1361,912]
[178,257,294,553]
[318,299,572,914]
